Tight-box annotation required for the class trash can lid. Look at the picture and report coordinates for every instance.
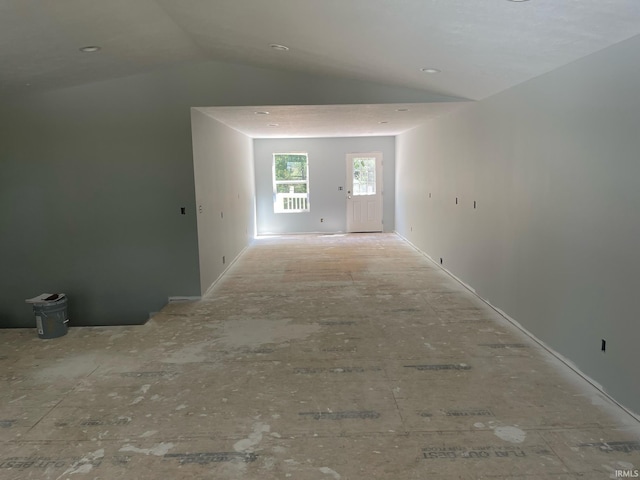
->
[25,293,66,304]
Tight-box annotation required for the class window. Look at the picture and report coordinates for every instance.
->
[273,153,309,213]
[352,157,377,195]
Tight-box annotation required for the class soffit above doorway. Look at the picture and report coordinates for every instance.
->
[197,103,468,139]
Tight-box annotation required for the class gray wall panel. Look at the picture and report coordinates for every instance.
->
[395,35,640,414]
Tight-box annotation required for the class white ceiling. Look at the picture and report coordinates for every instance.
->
[3,0,640,136]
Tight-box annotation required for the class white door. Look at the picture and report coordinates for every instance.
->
[346,152,383,232]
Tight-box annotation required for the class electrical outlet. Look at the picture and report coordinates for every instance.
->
[320,218,324,223]
[180,207,186,215]
[601,339,606,352]
[440,258,443,265]
[222,256,226,265]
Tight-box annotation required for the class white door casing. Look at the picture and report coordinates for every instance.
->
[346,152,383,232]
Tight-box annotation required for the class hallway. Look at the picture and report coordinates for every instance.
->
[1,233,639,479]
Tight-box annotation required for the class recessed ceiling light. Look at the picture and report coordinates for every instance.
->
[396,108,409,112]
[270,44,290,51]
[255,111,270,115]
[268,123,279,127]
[420,67,440,74]
[79,45,101,53]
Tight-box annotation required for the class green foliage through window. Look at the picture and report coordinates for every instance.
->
[275,154,307,181]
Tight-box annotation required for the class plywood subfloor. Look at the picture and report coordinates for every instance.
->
[1,233,638,479]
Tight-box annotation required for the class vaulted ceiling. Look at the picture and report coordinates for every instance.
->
[3,0,640,136]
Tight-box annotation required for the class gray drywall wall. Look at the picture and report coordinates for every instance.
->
[191,109,255,295]
[0,87,202,327]
[395,34,640,414]
[254,137,395,235]
[0,58,449,327]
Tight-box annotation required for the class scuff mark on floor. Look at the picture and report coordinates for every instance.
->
[162,341,215,364]
[119,442,175,456]
[219,318,321,349]
[33,353,101,381]
[320,466,342,479]
[493,425,526,443]
[56,448,104,479]
[234,422,271,452]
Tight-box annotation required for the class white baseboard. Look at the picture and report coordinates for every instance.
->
[202,244,250,298]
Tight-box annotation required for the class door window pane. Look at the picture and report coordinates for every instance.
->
[353,157,376,195]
